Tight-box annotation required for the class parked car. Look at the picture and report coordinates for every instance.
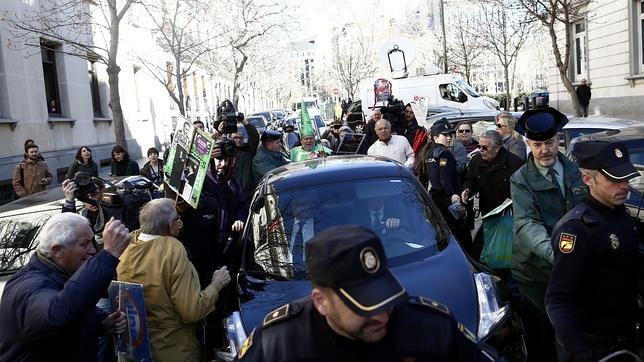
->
[566,126,644,221]
[216,155,523,361]
[250,111,275,126]
[244,115,268,135]
[0,187,83,298]
[560,116,644,150]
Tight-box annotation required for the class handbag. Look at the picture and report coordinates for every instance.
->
[480,208,514,269]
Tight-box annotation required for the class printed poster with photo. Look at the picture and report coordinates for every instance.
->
[163,117,195,182]
[108,281,152,362]
[180,127,214,208]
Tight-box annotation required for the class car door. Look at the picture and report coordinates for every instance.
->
[438,83,468,109]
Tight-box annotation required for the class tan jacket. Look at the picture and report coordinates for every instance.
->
[12,159,53,198]
[116,231,219,362]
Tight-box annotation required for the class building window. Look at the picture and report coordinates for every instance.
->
[88,60,102,117]
[41,39,61,116]
[572,20,587,82]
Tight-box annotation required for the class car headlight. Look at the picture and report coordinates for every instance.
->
[483,100,498,110]
[474,272,510,340]
[221,311,247,360]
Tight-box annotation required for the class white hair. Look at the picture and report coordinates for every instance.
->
[139,198,177,235]
[37,213,91,256]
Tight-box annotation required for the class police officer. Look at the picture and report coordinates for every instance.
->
[419,120,471,253]
[252,129,289,184]
[545,141,641,362]
[234,225,500,361]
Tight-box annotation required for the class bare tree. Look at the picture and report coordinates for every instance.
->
[477,2,531,108]
[208,0,290,108]
[136,0,221,116]
[515,0,590,115]
[330,28,377,100]
[3,0,136,146]
[448,17,484,84]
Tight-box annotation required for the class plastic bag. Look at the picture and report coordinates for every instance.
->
[481,214,514,269]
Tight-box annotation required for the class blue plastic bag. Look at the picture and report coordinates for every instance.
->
[481,214,514,269]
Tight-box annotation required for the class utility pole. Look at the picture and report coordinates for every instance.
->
[439,0,448,73]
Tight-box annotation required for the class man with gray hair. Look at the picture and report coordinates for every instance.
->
[117,198,231,361]
[0,214,131,361]
[367,119,415,169]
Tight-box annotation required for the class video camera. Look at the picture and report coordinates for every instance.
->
[380,96,406,134]
[100,176,154,231]
[217,99,244,134]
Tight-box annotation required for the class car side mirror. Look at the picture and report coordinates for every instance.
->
[251,196,265,214]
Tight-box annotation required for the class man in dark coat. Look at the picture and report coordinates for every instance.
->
[252,130,289,183]
[0,213,130,361]
[232,119,259,203]
[575,79,591,117]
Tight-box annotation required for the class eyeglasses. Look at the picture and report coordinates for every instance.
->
[480,145,495,151]
[457,129,471,133]
[496,124,507,128]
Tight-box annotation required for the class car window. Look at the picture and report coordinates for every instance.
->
[565,128,607,140]
[313,115,325,128]
[249,177,445,280]
[0,212,54,274]
[628,146,644,196]
[456,80,480,98]
[248,117,266,128]
[439,84,466,103]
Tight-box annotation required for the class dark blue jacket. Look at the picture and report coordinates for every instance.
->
[252,145,288,184]
[0,251,118,361]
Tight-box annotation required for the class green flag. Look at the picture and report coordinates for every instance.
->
[300,101,316,137]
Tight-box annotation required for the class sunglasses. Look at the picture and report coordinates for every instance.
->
[480,145,495,151]
[457,129,471,133]
[496,124,507,128]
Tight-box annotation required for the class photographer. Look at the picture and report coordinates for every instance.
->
[61,174,106,242]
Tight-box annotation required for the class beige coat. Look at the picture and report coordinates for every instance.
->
[117,231,219,362]
[12,159,53,198]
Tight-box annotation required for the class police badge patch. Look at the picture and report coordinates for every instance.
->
[558,233,576,254]
[237,329,254,359]
[439,158,447,167]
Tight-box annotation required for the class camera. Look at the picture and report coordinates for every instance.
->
[72,172,99,203]
[380,96,406,134]
[213,139,237,160]
[217,100,244,134]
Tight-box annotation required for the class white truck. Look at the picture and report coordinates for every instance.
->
[359,73,499,118]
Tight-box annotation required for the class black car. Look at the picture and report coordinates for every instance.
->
[217,156,524,361]
[567,126,644,219]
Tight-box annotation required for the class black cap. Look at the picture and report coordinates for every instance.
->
[573,141,639,181]
[260,129,282,142]
[305,225,407,316]
[430,118,454,136]
[515,107,568,141]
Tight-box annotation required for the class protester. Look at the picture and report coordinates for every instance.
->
[65,145,99,180]
[109,145,139,177]
[575,79,591,117]
[193,119,205,131]
[281,119,300,152]
[402,103,428,154]
[496,112,527,161]
[367,119,414,169]
[234,225,500,361]
[252,130,289,183]
[321,120,342,151]
[357,107,381,154]
[140,147,164,186]
[455,122,479,157]
[61,177,106,241]
[546,141,640,361]
[0,213,130,360]
[117,198,231,362]
[12,143,53,198]
[510,107,587,362]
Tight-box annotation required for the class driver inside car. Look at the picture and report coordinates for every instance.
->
[366,196,403,234]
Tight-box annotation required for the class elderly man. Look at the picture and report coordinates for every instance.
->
[367,119,415,169]
[0,214,131,360]
[510,107,587,362]
[253,130,289,183]
[117,198,231,362]
[235,226,500,361]
[290,130,332,162]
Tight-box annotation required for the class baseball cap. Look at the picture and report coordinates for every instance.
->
[573,141,639,181]
[305,225,408,317]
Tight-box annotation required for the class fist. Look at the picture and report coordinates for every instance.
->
[62,179,78,202]
[211,266,231,291]
[102,217,131,258]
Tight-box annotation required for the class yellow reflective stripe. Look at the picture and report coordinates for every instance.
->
[338,287,406,312]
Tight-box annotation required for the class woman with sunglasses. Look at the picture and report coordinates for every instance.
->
[496,112,527,161]
[455,121,479,157]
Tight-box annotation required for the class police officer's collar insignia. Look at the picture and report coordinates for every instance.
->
[458,322,477,343]
[412,296,450,315]
[615,148,623,158]
[262,304,289,328]
[237,329,254,359]
[558,232,576,254]
[360,247,380,273]
[609,234,620,250]
[439,158,448,167]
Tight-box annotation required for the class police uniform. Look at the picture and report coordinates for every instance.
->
[234,225,499,362]
[427,121,461,211]
[545,141,641,362]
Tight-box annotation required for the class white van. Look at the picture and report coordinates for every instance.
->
[292,97,319,112]
[360,74,499,118]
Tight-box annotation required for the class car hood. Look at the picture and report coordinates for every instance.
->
[237,238,478,335]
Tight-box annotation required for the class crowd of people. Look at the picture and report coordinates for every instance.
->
[2,101,643,361]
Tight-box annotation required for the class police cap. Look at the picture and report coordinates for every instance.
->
[573,141,639,181]
[305,225,408,317]
[260,129,282,142]
[430,118,454,136]
[515,107,568,141]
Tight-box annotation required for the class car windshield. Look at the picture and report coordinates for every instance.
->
[456,80,480,98]
[249,177,446,280]
[248,117,266,128]
[0,212,55,274]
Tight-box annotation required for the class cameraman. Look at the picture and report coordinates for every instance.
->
[61,174,106,242]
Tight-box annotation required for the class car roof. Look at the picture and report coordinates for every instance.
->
[563,116,644,130]
[260,155,409,191]
[570,125,644,143]
[423,110,523,129]
[0,186,74,217]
